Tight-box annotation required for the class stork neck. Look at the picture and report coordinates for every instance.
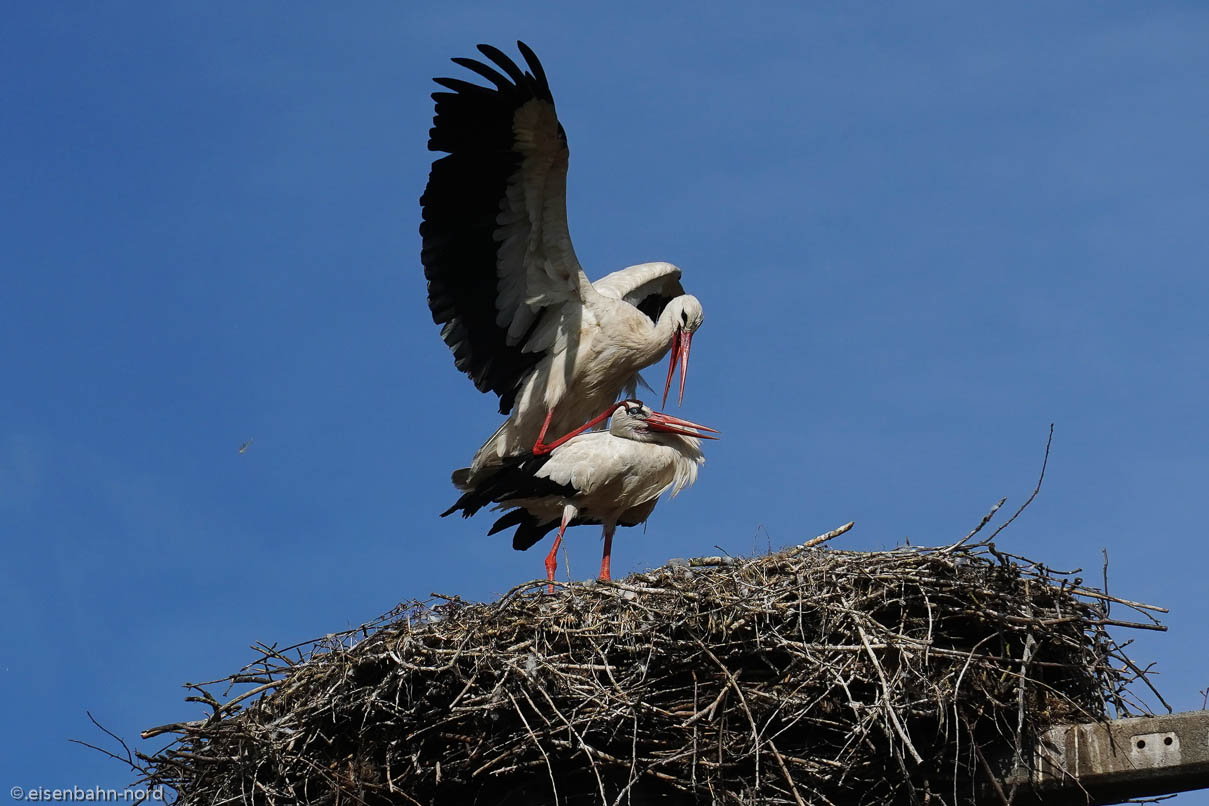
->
[617,425,701,456]
[651,307,681,361]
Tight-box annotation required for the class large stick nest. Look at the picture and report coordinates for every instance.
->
[136,537,1164,805]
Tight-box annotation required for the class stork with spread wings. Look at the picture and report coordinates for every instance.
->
[421,42,704,480]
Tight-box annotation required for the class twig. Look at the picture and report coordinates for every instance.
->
[71,712,142,772]
[1068,588,1168,614]
[1007,633,1037,803]
[981,424,1054,545]
[1089,619,1167,632]
[796,521,855,551]
[856,625,923,765]
[507,692,559,805]
[768,739,808,806]
[944,498,1007,552]
[140,720,204,740]
[698,643,763,792]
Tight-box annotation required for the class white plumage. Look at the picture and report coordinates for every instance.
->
[443,400,717,589]
[422,43,704,481]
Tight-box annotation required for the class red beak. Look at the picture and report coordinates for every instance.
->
[645,410,719,440]
[661,329,693,407]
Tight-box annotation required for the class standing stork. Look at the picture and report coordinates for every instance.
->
[442,400,717,591]
[421,42,704,480]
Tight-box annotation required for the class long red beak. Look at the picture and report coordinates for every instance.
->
[646,410,719,440]
[661,329,693,407]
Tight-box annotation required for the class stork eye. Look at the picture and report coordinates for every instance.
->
[680,310,688,325]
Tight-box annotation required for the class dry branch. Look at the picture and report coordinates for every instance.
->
[134,539,1164,805]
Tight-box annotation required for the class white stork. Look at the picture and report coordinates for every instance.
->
[421,42,704,479]
[442,400,717,591]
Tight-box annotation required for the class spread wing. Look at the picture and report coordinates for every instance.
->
[421,41,595,413]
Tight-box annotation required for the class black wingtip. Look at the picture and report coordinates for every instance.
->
[450,56,511,90]
[476,44,527,86]
[488,508,528,536]
[515,40,551,100]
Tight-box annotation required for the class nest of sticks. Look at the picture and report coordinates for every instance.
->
[133,526,1166,805]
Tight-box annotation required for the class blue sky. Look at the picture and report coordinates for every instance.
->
[3,3,1208,800]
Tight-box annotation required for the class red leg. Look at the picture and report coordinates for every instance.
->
[544,514,570,594]
[533,403,619,456]
[599,523,616,582]
[532,408,556,455]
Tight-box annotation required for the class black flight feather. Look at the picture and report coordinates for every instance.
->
[421,41,560,413]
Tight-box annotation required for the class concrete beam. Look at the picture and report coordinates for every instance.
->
[1022,710,1209,804]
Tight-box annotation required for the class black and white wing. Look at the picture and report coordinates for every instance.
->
[422,42,595,413]
[440,450,578,551]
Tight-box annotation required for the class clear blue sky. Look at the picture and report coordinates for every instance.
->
[3,3,1207,800]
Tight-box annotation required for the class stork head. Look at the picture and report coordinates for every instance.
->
[611,399,718,443]
[662,295,704,407]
